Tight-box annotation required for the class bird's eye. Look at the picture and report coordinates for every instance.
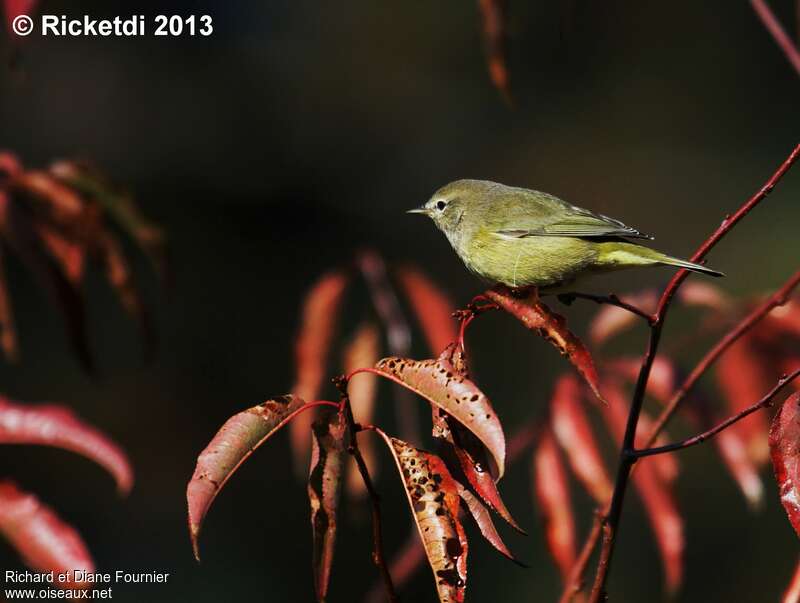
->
[436,200,447,211]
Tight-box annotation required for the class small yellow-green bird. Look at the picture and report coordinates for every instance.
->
[408,179,723,291]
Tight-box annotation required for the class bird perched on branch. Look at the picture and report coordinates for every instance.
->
[408,179,723,291]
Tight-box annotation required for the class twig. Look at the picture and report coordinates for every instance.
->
[339,391,398,602]
[643,268,800,449]
[454,295,499,353]
[634,370,800,458]
[558,510,604,603]
[557,292,656,324]
[750,0,800,76]
[588,143,800,603]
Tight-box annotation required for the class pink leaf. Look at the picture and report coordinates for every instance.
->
[396,265,458,353]
[770,392,800,538]
[456,483,521,564]
[0,396,132,494]
[588,290,657,346]
[0,481,93,588]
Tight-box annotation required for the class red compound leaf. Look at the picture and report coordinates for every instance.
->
[549,374,613,504]
[373,429,468,603]
[0,481,93,589]
[486,286,604,403]
[290,271,349,475]
[456,483,521,564]
[533,429,576,583]
[396,265,458,353]
[373,345,506,478]
[187,395,307,560]
[0,396,132,494]
[770,392,800,538]
[308,412,347,602]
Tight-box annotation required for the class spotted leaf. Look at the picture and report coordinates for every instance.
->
[187,395,306,560]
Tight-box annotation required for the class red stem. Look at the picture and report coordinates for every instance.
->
[750,0,800,76]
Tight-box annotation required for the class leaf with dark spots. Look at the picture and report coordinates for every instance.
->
[549,374,613,504]
[0,481,93,588]
[770,392,800,538]
[396,266,458,353]
[485,286,604,403]
[343,323,380,499]
[0,396,133,494]
[477,0,512,103]
[187,395,306,560]
[308,412,346,602]
[290,271,349,476]
[533,429,576,583]
[456,483,522,565]
[374,345,506,478]
[0,243,18,362]
[372,430,467,603]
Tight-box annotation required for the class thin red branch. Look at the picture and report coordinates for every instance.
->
[557,292,656,324]
[635,370,800,458]
[588,143,800,603]
[750,0,800,76]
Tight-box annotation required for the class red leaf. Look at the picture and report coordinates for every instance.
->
[769,392,800,538]
[374,345,506,478]
[456,483,521,564]
[373,429,468,603]
[290,272,349,475]
[716,337,772,464]
[783,557,800,603]
[396,266,458,353]
[486,286,604,403]
[588,290,658,346]
[0,396,132,494]
[0,481,93,588]
[343,323,380,499]
[533,429,576,583]
[716,428,764,508]
[308,413,346,601]
[676,281,733,312]
[549,374,613,504]
[477,0,512,103]
[604,385,684,592]
[187,395,306,560]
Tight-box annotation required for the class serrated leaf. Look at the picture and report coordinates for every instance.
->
[0,396,132,494]
[374,345,506,478]
[550,374,613,504]
[373,429,468,603]
[456,483,520,564]
[396,266,458,353]
[0,481,93,588]
[187,395,306,560]
[770,392,800,538]
[486,286,604,403]
[308,412,346,602]
[533,429,576,583]
[290,271,349,476]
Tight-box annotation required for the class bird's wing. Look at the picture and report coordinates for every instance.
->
[494,202,653,240]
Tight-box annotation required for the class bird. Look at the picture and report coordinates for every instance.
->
[408,179,723,292]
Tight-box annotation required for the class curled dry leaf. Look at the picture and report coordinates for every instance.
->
[187,395,306,560]
[769,392,800,538]
[533,429,576,583]
[343,323,380,499]
[290,272,348,475]
[308,413,347,602]
[485,286,604,403]
[477,0,512,103]
[372,429,468,603]
[0,396,133,494]
[588,290,658,346]
[374,345,506,478]
[456,483,521,564]
[604,384,684,593]
[396,266,458,353]
[0,481,93,588]
[549,374,613,504]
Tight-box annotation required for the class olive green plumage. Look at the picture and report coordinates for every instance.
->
[409,179,723,291]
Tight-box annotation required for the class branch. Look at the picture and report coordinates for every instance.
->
[751,0,800,76]
[643,267,800,449]
[339,392,398,602]
[587,143,800,603]
[634,369,800,458]
[557,292,656,324]
[558,510,604,603]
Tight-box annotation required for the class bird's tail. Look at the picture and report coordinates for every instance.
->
[597,242,724,277]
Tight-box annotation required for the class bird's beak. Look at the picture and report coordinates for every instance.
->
[406,207,429,215]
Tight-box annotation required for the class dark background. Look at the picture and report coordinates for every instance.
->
[1,1,799,601]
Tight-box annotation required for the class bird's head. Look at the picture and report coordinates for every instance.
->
[407,179,489,237]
